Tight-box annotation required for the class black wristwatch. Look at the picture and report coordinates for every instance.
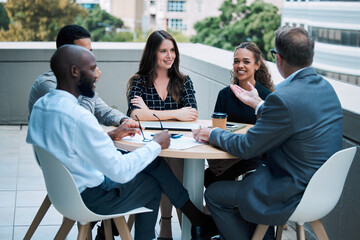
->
[120,116,130,125]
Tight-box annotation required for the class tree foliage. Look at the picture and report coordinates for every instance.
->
[191,0,280,60]
[75,5,124,42]
[0,3,10,30]
[0,0,85,41]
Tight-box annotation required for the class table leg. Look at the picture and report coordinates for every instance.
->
[181,158,205,240]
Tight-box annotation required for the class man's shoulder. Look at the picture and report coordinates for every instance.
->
[34,70,57,86]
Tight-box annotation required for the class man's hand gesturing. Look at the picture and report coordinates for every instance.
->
[108,121,140,141]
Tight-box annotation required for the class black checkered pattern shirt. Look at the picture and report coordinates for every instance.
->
[127,75,197,116]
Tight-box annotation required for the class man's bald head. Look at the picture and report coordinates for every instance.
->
[50,45,95,83]
[50,45,98,98]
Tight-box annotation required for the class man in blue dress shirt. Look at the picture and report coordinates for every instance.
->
[27,45,217,240]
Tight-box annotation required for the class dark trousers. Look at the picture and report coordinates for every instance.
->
[81,157,189,240]
[205,181,274,240]
[205,159,261,188]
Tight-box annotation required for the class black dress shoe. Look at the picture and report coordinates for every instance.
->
[95,224,115,240]
[191,226,213,240]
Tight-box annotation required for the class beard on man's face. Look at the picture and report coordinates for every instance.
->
[77,70,95,98]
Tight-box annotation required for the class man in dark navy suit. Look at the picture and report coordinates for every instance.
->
[193,26,343,239]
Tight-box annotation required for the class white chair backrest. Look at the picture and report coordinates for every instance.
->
[33,145,151,224]
[289,147,357,224]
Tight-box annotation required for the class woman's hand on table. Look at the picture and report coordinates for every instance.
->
[192,127,211,144]
[108,121,141,141]
[131,95,149,110]
[152,130,171,149]
[175,107,198,121]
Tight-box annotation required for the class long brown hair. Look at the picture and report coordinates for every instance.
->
[127,30,186,103]
[231,42,274,91]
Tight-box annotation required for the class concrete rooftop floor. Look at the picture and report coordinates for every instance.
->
[0,125,297,240]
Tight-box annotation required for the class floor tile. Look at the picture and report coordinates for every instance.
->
[0,191,16,207]
[16,190,47,207]
[17,176,45,191]
[0,161,18,177]
[0,150,18,162]
[0,176,17,191]
[14,206,62,226]
[282,225,297,239]
[0,207,15,226]
[18,162,42,177]
[14,225,62,240]
[0,226,13,239]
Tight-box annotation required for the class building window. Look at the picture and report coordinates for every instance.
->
[309,26,360,47]
[167,19,186,30]
[168,1,186,12]
[197,0,202,12]
[150,14,156,25]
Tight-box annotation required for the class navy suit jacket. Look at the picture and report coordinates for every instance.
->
[209,67,343,225]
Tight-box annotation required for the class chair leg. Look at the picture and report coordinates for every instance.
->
[87,225,93,240]
[310,220,329,240]
[295,224,305,240]
[103,219,114,240]
[77,222,91,240]
[127,214,135,231]
[113,216,132,240]
[23,194,51,240]
[275,225,284,240]
[54,217,75,240]
[251,224,269,240]
[176,208,182,228]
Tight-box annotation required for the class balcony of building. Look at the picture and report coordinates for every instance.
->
[0,42,359,239]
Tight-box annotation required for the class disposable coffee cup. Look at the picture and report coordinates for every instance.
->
[212,112,227,129]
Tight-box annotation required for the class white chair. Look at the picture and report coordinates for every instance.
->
[32,145,152,240]
[252,147,357,240]
[23,194,51,240]
[24,149,52,240]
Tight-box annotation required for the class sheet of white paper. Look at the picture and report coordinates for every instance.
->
[122,131,202,150]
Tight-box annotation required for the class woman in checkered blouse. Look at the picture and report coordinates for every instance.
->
[126,30,198,240]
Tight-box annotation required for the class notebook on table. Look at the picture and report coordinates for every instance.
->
[141,121,200,131]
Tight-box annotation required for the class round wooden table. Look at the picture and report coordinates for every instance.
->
[107,120,252,239]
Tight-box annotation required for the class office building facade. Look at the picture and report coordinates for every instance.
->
[282,0,360,86]
[142,0,224,35]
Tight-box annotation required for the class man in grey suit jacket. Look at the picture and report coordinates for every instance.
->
[28,25,130,127]
[193,26,343,239]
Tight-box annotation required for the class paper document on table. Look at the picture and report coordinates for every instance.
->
[169,136,202,150]
[122,131,202,150]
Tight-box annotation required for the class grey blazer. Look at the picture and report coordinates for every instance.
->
[209,67,343,225]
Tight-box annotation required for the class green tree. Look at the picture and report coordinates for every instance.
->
[76,5,124,41]
[0,3,10,30]
[191,0,280,61]
[0,0,85,41]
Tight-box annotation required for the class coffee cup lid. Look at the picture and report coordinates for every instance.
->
[211,112,227,119]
